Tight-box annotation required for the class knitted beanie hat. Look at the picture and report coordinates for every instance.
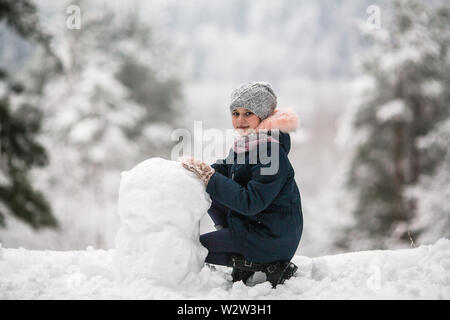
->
[229,82,277,120]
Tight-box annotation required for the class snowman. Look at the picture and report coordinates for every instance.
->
[114,157,210,287]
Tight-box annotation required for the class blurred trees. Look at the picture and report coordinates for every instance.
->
[0,0,51,46]
[339,0,450,250]
[406,2,450,246]
[408,119,450,245]
[13,1,185,248]
[1,0,184,248]
[30,4,184,175]
[0,0,58,229]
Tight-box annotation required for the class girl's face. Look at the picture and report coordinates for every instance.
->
[231,108,261,133]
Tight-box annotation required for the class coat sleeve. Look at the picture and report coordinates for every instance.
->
[206,146,289,216]
[210,149,233,177]
[211,161,229,177]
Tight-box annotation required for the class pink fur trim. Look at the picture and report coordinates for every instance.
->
[256,108,298,133]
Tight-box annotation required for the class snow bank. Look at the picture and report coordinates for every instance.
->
[1,238,449,299]
[114,157,210,287]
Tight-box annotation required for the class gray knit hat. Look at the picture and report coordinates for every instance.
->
[229,82,277,120]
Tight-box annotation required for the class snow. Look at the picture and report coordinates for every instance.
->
[1,238,449,299]
[114,158,210,287]
[406,119,450,245]
[376,99,412,123]
[421,79,444,97]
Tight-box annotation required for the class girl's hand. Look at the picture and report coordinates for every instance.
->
[180,157,215,185]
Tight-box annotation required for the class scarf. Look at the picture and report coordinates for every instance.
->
[232,130,279,154]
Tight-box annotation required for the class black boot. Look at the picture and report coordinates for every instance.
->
[229,254,263,284]
[231,268,255,283]
[262,261,298,288]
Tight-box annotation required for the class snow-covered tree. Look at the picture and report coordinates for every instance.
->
[34,4,184,176]
[2,1,185,249]
[339,0,450,250]
[0,0,58,229]
[407,119,450,245]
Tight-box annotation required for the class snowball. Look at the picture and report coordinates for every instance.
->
[114,158,210,287]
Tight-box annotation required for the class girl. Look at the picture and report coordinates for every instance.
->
[181,82,303,288]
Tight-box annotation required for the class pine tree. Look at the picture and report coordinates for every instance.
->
[0,0,50,44]
[340,0,450,250]
[0,0,57,229]
[407,119,450,245]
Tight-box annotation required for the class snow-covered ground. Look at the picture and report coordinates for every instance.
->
[2,158,449,299]
[1,238,449,299]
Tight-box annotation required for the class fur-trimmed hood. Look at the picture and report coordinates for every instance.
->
[256,108,298,133]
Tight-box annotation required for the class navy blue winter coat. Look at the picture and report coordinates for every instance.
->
[205,129,303,263]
